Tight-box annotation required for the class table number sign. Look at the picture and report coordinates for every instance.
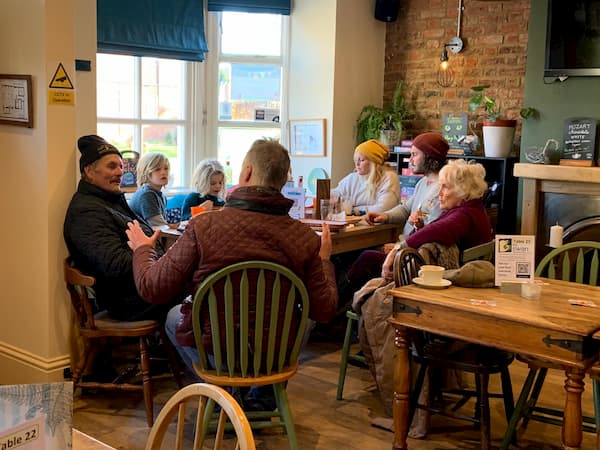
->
[494,235,536,286]
[0,382,72,449]
[560,117,598,167]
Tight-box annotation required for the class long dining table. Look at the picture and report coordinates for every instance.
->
[161,220,401,255]
[388,278,600,450]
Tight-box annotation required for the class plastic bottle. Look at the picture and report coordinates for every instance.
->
[224,161,233,186]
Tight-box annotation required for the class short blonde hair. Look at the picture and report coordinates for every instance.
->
[439,159,488,201]
[243,139,290,189]
[191,160,225,197]
[136,153,170,187]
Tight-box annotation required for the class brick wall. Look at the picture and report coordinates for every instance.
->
[384,0,531,142]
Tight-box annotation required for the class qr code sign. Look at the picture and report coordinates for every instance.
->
[516,262,530,275]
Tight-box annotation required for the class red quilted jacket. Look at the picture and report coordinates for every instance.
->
[132,186,338,348]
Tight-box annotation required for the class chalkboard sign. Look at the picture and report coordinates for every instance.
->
[561,117,597,165]
[442,112,473,155]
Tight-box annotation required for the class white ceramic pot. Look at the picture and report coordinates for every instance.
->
[482,119,516,157]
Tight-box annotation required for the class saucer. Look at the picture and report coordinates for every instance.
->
[412,277,452,289]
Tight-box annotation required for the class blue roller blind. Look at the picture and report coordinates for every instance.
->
[207,0,291,15]
[97,0,208,62]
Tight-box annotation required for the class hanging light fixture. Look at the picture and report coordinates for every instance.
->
[438,45,454,87]
[437,0,464,88]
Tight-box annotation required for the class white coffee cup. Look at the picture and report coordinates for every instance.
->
[418,265,445,284]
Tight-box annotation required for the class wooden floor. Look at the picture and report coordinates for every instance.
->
[73,340,598,449]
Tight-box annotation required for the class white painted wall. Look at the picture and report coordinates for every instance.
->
[288,0,385,188]
[0,0,91,382]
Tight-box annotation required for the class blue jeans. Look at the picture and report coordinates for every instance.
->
[165,304,203,382]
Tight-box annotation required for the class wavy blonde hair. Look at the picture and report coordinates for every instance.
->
[191,160,226,197]
[136,153,170,187]
[439,159,488,201]
[365,162,393,201]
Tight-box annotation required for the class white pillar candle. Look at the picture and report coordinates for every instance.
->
[549,223,563,248]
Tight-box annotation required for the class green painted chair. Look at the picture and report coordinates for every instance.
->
[336,310,366,400]
[336,247,418,401]
[191,260,309,450]
[501,241,600,450]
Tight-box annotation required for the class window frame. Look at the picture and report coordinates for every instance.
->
[202,11,289,167]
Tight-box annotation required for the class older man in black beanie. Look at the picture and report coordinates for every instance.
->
[64,135,177,321]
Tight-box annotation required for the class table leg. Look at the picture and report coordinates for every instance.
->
[563,368,585,450]
[392,325,411,450]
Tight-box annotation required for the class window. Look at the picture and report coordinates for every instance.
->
[97,54,190,187]
[209,11,288,183]
[96,11,288,189]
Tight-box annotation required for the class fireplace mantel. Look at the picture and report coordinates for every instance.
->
[514,163,600,235]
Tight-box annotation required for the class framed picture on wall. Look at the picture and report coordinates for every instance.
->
[288,119,326,156]
[0,74,33,128]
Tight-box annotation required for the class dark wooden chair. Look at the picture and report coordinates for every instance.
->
[500,241,600,449]
[65,257,182,426]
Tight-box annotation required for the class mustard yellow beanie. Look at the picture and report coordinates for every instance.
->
[354,139,390,165]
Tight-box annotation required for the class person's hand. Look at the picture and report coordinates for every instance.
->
[407,211,425,230]
[366,212,388,225]
[319,223,332,260]
[381,248,396,280]
[199,200,214,211]
[126,220,160,251]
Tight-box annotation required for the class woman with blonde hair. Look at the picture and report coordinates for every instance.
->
[181,159,226,220]
[380,158,492,278]
[331,139,400,214]
[129,152,171,228]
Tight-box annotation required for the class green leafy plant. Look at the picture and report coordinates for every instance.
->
[468,85,501,121]
[356,80,413,144]
[469,84,539,122]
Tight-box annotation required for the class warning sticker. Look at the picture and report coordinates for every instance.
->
[48,63,74,89]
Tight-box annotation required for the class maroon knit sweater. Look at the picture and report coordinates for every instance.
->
[131,186,338,346]
[406,198,493,251]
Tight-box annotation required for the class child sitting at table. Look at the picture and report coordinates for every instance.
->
[181,159,226,220]
[129,152,172,228]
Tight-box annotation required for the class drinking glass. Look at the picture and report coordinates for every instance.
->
[320,199,331,221]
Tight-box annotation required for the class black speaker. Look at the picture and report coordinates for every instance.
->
[374,0,400,22]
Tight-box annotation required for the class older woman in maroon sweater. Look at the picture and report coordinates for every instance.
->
[343,159,492,287]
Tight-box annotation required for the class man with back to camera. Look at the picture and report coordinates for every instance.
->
[64,135,178,322]
[125,138,338,410]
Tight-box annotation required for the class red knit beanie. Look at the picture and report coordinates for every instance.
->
[412,133,449,161]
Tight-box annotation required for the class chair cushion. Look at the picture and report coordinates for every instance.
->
[93,311,159,329]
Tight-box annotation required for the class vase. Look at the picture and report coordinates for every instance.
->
[482,119,516,158]
[379,129,400,147]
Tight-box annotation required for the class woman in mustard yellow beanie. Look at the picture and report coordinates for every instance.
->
[331,139,400,214]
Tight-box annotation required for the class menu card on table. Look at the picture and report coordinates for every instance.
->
[494,235,536,286]
[282,186,306,219]
[0,382,73,449]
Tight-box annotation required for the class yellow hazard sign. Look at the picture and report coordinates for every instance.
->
[49,63,74,89]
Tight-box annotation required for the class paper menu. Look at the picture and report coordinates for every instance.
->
[281,187,306,220]
[494,235,536,286]
[0,382,73,449]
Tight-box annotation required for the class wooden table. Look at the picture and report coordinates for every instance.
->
[388,278,600,450]
[73,429,116,449]
[162,222,401,256]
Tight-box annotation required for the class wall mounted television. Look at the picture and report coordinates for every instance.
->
[545,0,600,77]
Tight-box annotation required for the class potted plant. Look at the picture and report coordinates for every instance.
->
[468,84,518,158]
[356,80,413,146]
